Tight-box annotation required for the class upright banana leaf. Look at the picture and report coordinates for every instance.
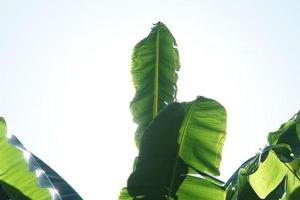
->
[0,118,53,200]
[130,22,180,148]
[126,96,226,199]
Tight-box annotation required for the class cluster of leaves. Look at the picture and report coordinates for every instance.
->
[0,118,82,200]
[120,22,300,200]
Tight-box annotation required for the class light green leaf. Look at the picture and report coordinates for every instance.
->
[225,151,287,200]
[285,169,300,200]
[119,188,132,200]
[248,151,287,199]
[179,96,227,176]
[0,118,52,200]
[175,175,225,200]
[130,22,180,148]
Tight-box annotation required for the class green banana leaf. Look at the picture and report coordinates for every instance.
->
[248,151,287,199]
[0,118,82,200]
[127,102,185,199]
[174,175,225,200]
[278,158,300,200]
[31,154,83,200]
[125,21,300,200]
[226,173,286,199]
[284,169,300,200]
[9,134,83,200]
[0,181,31,200]
[225,156,261,200]
[226,150,294,200]
[0,117,52,200]
[270,144,295,162]
[126,97,226,199]
[268,111,300,157]
[130,22,180,148]
[179,96,226,176]
[118,188,132,200]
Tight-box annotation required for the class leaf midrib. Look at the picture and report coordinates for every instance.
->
[153,27,160,118]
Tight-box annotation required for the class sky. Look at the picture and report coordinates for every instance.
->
[1,1,300,199]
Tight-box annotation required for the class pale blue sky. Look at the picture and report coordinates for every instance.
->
[1,1,300,199]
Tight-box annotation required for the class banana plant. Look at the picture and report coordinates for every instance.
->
[120,22,300,200]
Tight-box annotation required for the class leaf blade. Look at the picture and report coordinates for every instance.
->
[0,118,52,200]
[179,97,227,176]
[130,22,180,147]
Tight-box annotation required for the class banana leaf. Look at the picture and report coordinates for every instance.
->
[268,112,300,157]
[283,169,300,200]
[0,117,82,200]
[31,155,82,200]
[248,151,287,199]
[130,22,180,148]
[0,117,53,199]
[226,150,287,200]
[8,131,83,200]
[127,97,226,199]
[175,175,225,200]
[179,96,226,176]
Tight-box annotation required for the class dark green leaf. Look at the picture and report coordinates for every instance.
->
[0,181,31,200]
[127,102,186,198]
[268,112,300,157]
